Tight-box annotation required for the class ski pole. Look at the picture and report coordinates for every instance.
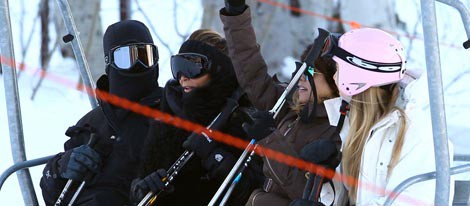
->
[209,29,331,204]
[55,180,73,206]
[138,150,194,206]
[54,134,98,206]
[208,139,255,206]
[138,112,226,206]
[218,144,258,206]
[207,58,307,205]
[138,89,243,206]
[302,173,314,199]
[67,169,96,206]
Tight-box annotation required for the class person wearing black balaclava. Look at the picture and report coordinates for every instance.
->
[39,20,163,206]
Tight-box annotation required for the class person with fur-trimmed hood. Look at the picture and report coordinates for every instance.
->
[39,20,162,206]
[130,29,264,206]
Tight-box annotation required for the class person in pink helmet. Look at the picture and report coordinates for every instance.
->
[324,28,454,205]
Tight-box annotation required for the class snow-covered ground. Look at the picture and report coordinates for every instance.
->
[1,0,469,205]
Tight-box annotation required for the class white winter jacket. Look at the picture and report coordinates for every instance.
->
[324,87,454,205]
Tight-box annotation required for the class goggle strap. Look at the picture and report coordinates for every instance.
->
[332,46,402,73]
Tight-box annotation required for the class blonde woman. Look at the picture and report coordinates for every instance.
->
[326,28,454,205]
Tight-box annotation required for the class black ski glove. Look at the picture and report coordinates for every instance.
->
[202,148,236,180]
[224,0,247,15]
[58,145,101,181]
[242,111,276,141]
[183,133,217,160]
[130,169,174,202]
[300,139,340,169]
[289,199,325,206]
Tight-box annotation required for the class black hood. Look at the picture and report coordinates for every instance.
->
[102,20,159,102]
[161,40,238,125]
[103,20,154,60]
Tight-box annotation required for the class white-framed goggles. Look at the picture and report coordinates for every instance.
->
[106,44,158,70]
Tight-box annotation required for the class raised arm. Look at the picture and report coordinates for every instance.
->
[220,7,285,112]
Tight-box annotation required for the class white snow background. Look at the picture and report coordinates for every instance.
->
[1,0,469,205]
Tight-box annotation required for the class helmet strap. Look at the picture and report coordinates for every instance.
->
[300,74,318,123]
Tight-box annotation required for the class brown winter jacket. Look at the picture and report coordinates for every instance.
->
[220,7,341,206]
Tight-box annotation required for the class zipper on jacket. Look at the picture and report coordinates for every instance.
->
[283,117,299,136]
[264,156,284,185]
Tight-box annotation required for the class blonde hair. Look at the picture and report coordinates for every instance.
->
[188,29,228,55]
[341,85,407,202]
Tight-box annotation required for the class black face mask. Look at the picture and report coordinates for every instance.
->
[106,62,159,102]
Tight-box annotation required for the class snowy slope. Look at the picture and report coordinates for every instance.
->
[1,0,469,205]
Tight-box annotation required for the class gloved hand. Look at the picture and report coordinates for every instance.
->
[183,133,217,160]
[130,169,174,203]
[59,145,101,181]
[224,0,247,15]
[289,199,325,206]
[242,111,276,141]
[300,139,340,169]
[202,148,236,179]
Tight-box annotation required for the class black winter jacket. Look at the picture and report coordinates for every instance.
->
[138,76,264,205]
[39,75,163,206]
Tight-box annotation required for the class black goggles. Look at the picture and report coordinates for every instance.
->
[106,44,158,70]
[170,53,211,79]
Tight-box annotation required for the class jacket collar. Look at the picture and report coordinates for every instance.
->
[324,97,344,126]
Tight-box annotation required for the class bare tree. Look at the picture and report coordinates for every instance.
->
[120,0,131,21]
[31,0,55,100]
[134,0,174,55]
[17,0,40,78]
[53,0,105,88]
[339,0,397,31]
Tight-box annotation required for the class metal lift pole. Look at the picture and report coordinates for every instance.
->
[0,0,39,205]
[420,0,451,204]
[436,0,470,48]
[55,0,98,108]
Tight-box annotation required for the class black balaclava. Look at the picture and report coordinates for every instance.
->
[102,20,159,102]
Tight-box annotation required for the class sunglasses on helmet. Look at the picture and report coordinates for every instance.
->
[170,53,212,79]
[106,44,158,70]
[292,62,321,81]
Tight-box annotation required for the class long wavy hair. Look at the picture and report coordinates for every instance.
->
[341,85,407,202]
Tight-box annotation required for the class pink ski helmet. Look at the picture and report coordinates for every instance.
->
[332,28,406,96]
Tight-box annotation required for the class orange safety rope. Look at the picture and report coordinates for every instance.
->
[0,57,433,205]
[257,0,464,49]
